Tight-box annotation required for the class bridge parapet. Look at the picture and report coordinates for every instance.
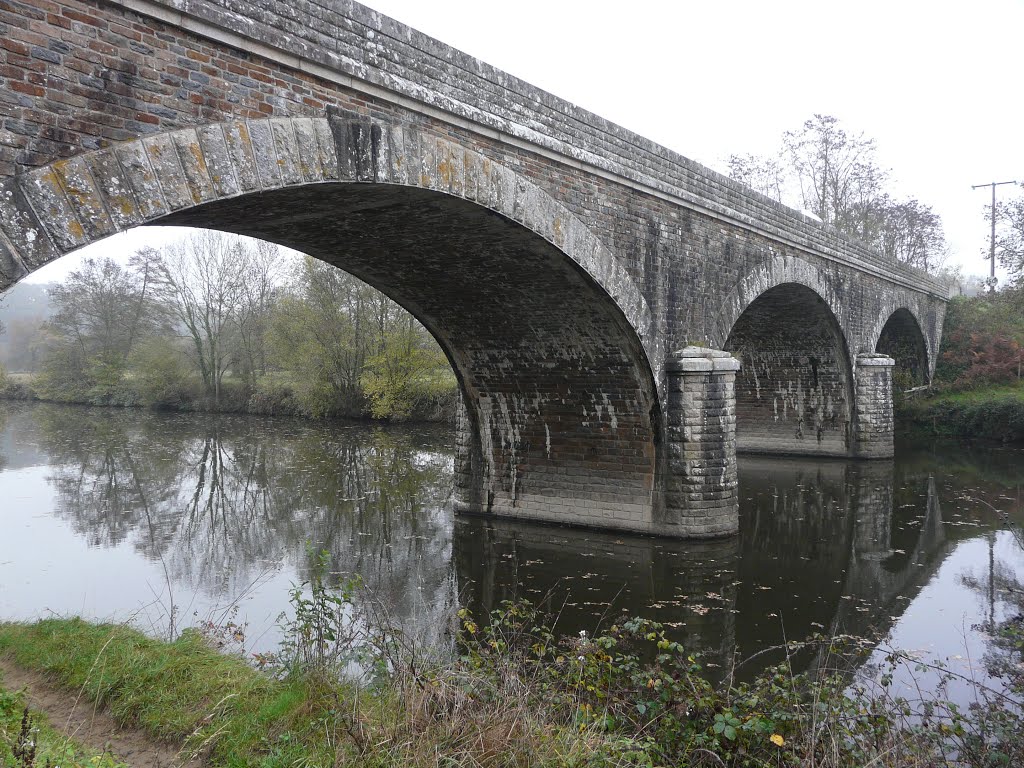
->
[95,0,948,298]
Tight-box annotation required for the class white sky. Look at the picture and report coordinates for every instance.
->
[23,0,1024,284]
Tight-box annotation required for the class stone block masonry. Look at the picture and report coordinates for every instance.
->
[854,354,896,459]
[0,0,949,537]
[665,348,741,537]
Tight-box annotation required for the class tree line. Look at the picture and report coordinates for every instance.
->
[727,114,948,273]
[1,232,456,421]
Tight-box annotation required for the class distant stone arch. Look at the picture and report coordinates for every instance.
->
[870,304,934,382]
[709,254,852,365]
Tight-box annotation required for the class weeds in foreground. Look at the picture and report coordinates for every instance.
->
[2,555,1024,767]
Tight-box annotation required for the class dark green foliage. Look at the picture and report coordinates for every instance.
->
[898,286,1024,443]
[936,290,1024,389]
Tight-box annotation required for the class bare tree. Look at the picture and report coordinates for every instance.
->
[726,114,947,273]
[235,239,282,389]
[783,114,889,231]
[46,256,158,373]
[142,232,249,405]
[867,196,948,272]
[726,152,788,202]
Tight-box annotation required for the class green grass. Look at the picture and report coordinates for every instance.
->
[0,619,336,768]
[897,382,1024,443]
[918,381,1024,405]
[3,608,1022,768]
[0,673,127,768]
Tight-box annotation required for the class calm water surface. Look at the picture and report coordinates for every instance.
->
[2,402,1023,696]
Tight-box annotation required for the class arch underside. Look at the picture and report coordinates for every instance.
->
[876,309,928,387]
[725,283,853,457]
[157,183,661,530]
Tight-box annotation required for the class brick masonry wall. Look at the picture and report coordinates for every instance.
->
[0,0,950,536]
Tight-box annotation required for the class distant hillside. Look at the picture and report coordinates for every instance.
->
[0,282,54,372]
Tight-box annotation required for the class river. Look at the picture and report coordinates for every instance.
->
[1,402,1022,699]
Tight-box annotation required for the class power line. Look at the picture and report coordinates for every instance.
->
[972,180,1018,287]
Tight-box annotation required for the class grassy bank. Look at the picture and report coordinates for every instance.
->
[0,672,127,768]
[1,594,1022,767]
[0,371,454,424]
[897,383,1024,444]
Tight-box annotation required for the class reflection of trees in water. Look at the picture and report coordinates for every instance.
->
[32,406,456,638]
[959,532,1024,682]
[35,406,188,551]
[0,406,8,472]
[17,403,1024,674]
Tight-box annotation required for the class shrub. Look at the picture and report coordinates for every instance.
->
[246,378,302,417]
[132,338,198,409]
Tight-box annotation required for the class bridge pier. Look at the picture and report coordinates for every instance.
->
[854,354,896,458]
[665,347,742,537]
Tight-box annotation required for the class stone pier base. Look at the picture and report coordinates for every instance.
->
[665,347,742,537]
[854,353,895,458]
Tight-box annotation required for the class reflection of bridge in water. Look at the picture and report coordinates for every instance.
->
[457,454,955,673]
[0,403,999,671]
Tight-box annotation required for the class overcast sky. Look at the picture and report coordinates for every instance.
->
[24,0,1024,284]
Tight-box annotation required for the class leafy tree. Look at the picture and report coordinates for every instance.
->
[268,256,455,420]
[132,335,195,408]
[996,193,1024,285]
[268,257,377,417]
[361,316,454,421]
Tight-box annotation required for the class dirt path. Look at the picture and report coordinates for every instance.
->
[0,658,198,768]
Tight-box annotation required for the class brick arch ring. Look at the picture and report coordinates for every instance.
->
[0,113,662,391]
[708,253,853,365]
[866,300,935,378]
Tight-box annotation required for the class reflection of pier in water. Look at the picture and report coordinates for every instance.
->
[457,454,954,673]
[1,403,992,671]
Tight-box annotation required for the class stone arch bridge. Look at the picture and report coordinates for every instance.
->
[0,0,949,537]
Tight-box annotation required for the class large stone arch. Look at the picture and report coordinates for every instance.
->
[0,115,670,533]
[0,115,657,366]
[711,256,855,457]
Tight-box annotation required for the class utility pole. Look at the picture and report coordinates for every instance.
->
[972,180,1018,289]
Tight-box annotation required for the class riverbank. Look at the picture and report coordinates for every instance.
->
[0,665,130,768]
[0,658,186,768]
[897,383,1024,444]
[0,372,455,424]
[1,602,1021,768]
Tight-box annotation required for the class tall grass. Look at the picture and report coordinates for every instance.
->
[1,577,1022,767]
